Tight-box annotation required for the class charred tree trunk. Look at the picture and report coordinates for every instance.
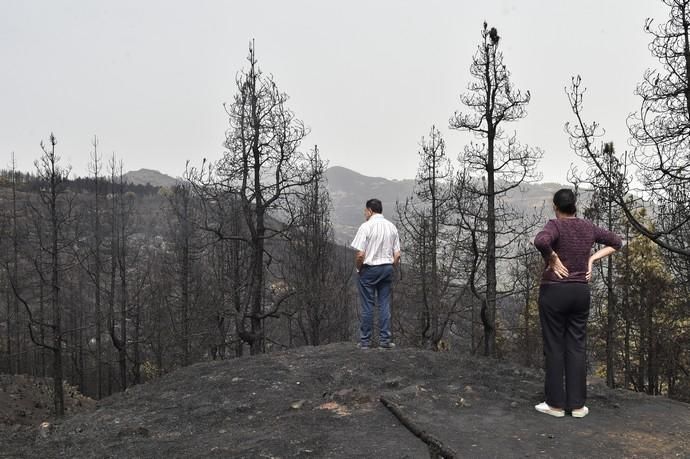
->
[118,168,128,390]
[11,154,21,374]
[91,139,104,398]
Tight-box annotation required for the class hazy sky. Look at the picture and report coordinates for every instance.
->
[0,1,669,183]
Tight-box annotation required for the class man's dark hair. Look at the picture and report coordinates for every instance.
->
[553,188,577,215]
[366,198,383,214]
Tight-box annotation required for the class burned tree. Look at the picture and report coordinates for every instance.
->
[282,146,353,346]
[9,134,75,416]
[80,137,106,398]
[190,42,311,355]
[164,182,204,365]
[103,157,137,390]
[1,153,24,374]
[566,0,690,256]
[450,23,542,356]
[397,126,463,349]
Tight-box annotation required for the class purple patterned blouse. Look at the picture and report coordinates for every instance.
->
[534,217,623,284]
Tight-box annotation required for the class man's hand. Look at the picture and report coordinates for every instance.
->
[548,252,569,279]
[355,251,365,273]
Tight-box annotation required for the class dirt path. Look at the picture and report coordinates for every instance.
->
[2,343,689,458]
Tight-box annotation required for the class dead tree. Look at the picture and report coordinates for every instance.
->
[84,137,105,398]
[1,153,23,374]
[566,1,690,257]
[10,154,22,373]
[1,195,12,374]
[189,42,311,355]
[106,154,118,394]
[397,127,463,349]
[10,134,75,416]
[509,237,544,367]
[450,23,542,356]
[2,242,8,374]
[282,146,352,346]
[117,164,129,388]
[105,156,134,391]
[165,182,203,365]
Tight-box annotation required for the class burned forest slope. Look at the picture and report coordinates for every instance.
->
[3,343,690,458]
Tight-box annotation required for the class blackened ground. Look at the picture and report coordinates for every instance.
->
[1,343,689,458]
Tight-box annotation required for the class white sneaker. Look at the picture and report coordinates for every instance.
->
[534,402,565,417]
[571,406,589,418]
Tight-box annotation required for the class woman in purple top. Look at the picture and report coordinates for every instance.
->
[533,189,622,418]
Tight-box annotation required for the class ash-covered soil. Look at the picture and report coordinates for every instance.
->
[0,374,94,427]
[2,343,689,458]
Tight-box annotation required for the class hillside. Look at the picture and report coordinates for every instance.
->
[325,166,575,244]
[123,168,179,187]
[3,344,688,458]
[116,165,572,244]
[326,166,415,244]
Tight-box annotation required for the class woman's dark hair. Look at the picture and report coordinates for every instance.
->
[553,189,577,215]
[366,198,383,214]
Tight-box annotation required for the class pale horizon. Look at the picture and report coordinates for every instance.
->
[1,1,669,184]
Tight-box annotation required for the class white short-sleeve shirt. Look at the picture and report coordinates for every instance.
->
[350,214,401,266]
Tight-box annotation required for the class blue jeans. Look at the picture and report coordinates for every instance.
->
[357,264,394,345]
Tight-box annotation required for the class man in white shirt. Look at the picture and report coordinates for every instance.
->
[350,199,401,349]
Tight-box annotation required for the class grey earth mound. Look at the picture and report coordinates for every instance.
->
[2,343,689,458]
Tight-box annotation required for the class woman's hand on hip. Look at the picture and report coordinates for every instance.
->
[548,252,569,279]
[585,257,594,282]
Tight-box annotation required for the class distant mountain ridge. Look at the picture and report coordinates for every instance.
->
[120,166,572,244]
[325,166,572,244]
[326,166,415,243]
[123,169,179,187]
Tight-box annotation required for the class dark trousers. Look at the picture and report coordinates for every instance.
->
[538,282,590,410]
